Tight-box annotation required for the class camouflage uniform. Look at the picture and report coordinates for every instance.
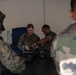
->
[0,39,25,74]
[18,33,40,51]
[42,31,56,51]
[51,22,76,75]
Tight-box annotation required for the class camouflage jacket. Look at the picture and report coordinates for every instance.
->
[51,22,76,75]
[42,31,56,51]
[18,33,40,51]
[0,39,25,73]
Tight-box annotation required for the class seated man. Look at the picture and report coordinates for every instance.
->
[32,24,56,57]
[51,0,76,75]
[0,11,25,75]
[18,24,40,51]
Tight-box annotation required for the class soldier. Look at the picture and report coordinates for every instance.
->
[51,0,76,75]
[0,11,25,75]
[32,24,56,57]
[18,24,40,51]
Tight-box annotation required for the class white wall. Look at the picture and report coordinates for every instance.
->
[0,0,44,42]
[0,0,72,42]
[45,0,72,33]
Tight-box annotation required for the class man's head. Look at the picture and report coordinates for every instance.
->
[42,24,51,35]
[27,23,34,35]
[0,11,6,34]
[70,0,76,20]
[0,20,5,34]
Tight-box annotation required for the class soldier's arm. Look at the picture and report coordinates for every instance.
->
[32,37,49,48]
[38,37,49,44]
[18,34,25,51]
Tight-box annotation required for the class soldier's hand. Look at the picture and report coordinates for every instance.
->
[31,43,37,49]
[25,45,30,50]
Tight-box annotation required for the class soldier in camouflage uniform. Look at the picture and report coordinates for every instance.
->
[0,11,25,75]
[18,24,40,51]
[51,0,76,75]
[40,25,56,51]
[32,25,56,57]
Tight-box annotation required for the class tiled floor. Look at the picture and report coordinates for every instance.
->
[21,57,59,75]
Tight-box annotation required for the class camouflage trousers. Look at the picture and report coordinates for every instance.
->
[0,40,25,73]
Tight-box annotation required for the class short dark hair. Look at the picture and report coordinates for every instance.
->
[42,24,50,30]
[71,0,76,11]
[27,23,34,29]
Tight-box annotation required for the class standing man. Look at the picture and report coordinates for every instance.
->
[0,11,25,75]
[32,24,56,57]
[51,0,76,75]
